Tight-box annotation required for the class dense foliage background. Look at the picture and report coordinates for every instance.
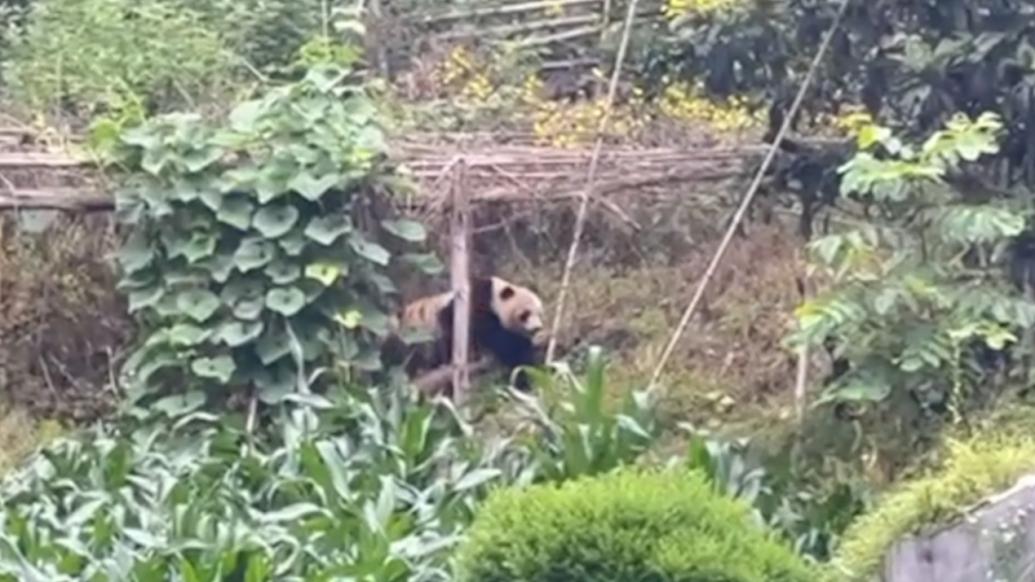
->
[3,0,1035,579]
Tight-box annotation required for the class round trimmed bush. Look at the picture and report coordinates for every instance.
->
[456,469,814,582]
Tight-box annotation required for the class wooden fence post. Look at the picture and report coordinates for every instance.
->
[449,158,472,405]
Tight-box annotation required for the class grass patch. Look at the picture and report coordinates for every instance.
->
[518,223,810,437]
[0,400,63,476]
[832,431,1035,580]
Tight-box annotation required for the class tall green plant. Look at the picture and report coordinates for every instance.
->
[2,0,233,115]
[515,347,658,481]
[115,65,439,417]
[788,112,1035,411]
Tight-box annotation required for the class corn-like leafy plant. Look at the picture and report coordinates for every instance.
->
[788,112,1035,410]
[114,65,441,417]
[513,347,658,481]
[0,384,520,581]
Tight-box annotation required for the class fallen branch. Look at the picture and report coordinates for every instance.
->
[413,358,495,397]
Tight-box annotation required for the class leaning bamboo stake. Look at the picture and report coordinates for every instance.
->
[449,158,472,404]
[646,0,852,392]
[544,0,640,363]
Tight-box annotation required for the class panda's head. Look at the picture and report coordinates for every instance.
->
[490,276,545,339]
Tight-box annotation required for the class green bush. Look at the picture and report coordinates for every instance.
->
[456,469,814,582]
[832,432,1035,580]
[3,0,234,115]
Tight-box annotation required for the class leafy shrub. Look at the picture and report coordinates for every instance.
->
[788,112,1035,409]
[832,432,1035,580]
[178,0,328,74]
[516,347,657,481]
[455,469,815,582]
[113,64,439,415]
[0,384,515,581]
[2,0,234,115]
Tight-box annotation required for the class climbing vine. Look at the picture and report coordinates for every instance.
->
[114,65,440,417]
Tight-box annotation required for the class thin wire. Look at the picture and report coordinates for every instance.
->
[545,0,641,362]
[646,0,853,391]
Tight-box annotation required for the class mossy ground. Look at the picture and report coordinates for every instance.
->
[831,427,1035,580]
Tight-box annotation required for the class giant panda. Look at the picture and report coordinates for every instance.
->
[382,275,547,394]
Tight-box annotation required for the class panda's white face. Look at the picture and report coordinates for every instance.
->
[491,277,544,338]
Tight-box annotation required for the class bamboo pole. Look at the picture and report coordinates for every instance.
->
[449,158,472,404]
[406,0,601,24]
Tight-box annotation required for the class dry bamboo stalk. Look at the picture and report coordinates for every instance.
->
[0,190,112,211]
[0,152,85,168]
[515,24,604,47]
[646,0,852,391]
[435,13,599,40]
[449,158,472,404]
[406,0,602,24]
[545,0,641,363]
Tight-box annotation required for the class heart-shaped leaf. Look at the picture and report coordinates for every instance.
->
[233,295,265,320]
[304,215,352,245]
[304,262,344,286]
[128,286,164,313]
[349,235,391,266]
[184,232,217,263]
[169,323,211,346]
[256,364,294,403]
[279,231,307,256]
[381,219,426,242]
[118,230,155,273]
[200,251,235,283]
[177,289,221,322]
[219,320,264,347]
[256,329,291,365]
[217,196,254,230]
[191,356,236,383]
[289,170,342,201]
[266,287,306,316]
[400,253,444,275]
[230,99,265,132]
[253,204,299,239]
[153,391,206,416]
[183,145,223,173]
[234,238,276,271]
[265,259,301,284]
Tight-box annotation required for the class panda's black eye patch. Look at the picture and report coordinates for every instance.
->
[519,310,531,322]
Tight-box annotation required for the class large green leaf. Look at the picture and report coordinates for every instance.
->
[380,219,427,242]
[256,328,292,365]
[152,391,207,416]
[265,259,302,284]
[279,231,308,256]
[234,238,277,272]
[183,232,218,263]
[400,253,444,275]
[288,169,342,201]
[128,286,164,313]
[169,323,212,346]
[118,230,155,273]
[191,356,236,383]
[266,287,306,316]
[349,235,391,266]
[218,320,265,347]
[217,196,254,230]
[177,289,221,322]
[304,215,352,245]
[253,204,300,239]
[304,262,345,286]
[200,251,235,283]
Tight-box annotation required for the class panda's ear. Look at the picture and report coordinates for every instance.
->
[500,285,515,300]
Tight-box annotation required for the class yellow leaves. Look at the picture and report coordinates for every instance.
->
[530,95,648,148]
[662,0,744,20]
[658,82,762,131]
